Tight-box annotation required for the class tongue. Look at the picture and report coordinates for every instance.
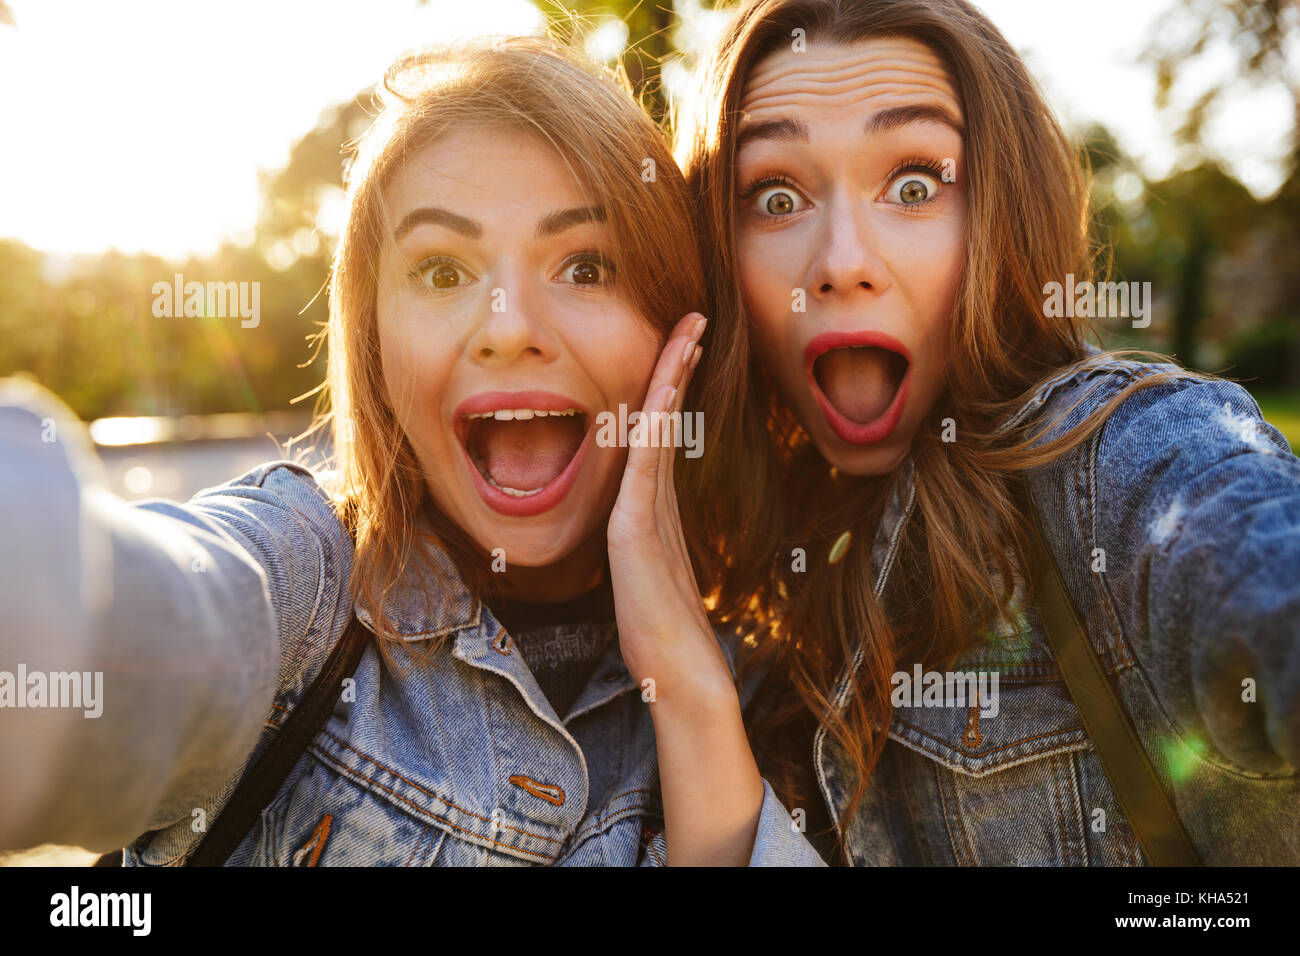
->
[815,347,901,424]
[475,418,581,491]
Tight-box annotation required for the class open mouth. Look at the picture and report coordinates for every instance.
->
[804,332,912,446]
[454,392,591,517]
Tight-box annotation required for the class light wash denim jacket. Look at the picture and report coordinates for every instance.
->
[816,356,1300,865]
[0,379,823,866]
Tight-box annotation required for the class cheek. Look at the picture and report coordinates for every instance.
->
[376,298,457,430]
[578,310,662,401]
[737,232,800,377]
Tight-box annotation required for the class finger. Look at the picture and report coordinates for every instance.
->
[614,380,678,520]
[648,312,705,405]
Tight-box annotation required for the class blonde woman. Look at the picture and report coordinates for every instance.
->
[0,38,822,866]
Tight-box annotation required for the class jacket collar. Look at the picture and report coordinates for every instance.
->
[352,506,480,641]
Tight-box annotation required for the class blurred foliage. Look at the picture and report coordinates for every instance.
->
[1,0,1297,422]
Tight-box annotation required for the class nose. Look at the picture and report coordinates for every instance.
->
[808,188,890,301]
[465,267,557,367]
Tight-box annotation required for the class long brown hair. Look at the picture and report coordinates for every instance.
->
[297,36,725,656]
[678,0,1189,851]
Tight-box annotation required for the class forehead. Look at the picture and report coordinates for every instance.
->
[384,126,587,220]
[738,36,961,126]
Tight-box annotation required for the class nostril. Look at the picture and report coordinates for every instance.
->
[820,283,833,293]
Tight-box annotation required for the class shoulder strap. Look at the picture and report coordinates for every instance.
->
[186,613,371,866]
[1017,481,1201,866]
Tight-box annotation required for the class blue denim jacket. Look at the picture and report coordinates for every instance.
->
[817,357,1300,865]
[0,379,823,866]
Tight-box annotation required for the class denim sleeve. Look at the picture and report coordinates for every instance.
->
[639,777,828,866]
[0,380,332,852]
[1091,376,1300,773]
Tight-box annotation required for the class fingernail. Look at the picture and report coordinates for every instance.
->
[689,344,703,368]
[682,338,694,365]
[693,315,708,339]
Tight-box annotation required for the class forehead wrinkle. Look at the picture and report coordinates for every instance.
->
[740,46,959,116]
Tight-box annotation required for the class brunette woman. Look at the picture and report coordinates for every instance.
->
[681,0,1300,865]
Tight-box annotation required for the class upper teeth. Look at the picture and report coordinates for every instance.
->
[464,408,581,421]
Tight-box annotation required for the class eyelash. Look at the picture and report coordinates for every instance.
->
[739,156,951,217]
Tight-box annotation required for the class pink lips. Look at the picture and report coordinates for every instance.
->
[452,390,592,518]
[803,331,911,446]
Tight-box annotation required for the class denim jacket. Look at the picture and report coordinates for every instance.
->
[816,357,1300,865]
[0,379,823,866]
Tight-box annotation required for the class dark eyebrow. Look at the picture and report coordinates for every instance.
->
[864,104,965,138]
[393,206,481,241]
[536,205,606,239]
[736,118,809,153]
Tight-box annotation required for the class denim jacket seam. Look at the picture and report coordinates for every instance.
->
[568,788,657,845]
[306,741,561,861]
[934,762,975,865]
[892,716,1088,763]
[316,727,567,843]
[1074,428,1135,669]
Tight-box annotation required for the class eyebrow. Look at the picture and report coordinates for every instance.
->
[391,204,607,243]
[536,205,606,238]
[393,206,481,241]
[735,104,965,153]
[864,104,965,138]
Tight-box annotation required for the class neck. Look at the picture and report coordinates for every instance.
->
[490,531,607,603]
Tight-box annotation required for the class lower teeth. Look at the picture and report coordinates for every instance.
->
[487,475,543,498]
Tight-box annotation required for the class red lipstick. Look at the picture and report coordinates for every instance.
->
[803,331,911,446]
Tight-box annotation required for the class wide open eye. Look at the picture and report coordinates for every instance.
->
[883,161,948,207]
[754,184,806,217]
[414,256,476,290]
[556,253,614,288]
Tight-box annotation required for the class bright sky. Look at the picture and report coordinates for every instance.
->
[0,0,1293,258]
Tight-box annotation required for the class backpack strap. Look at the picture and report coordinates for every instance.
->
[186,613,371,866]
[1017,481,1201,866]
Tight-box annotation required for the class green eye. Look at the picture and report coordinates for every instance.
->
[755,186,801,216]
[899,179,929,204]
[767,192,795,215]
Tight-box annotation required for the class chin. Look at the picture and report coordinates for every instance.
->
[813,424,914,478]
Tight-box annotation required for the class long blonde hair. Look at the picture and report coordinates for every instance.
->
[299,37,715,654]
[679,0,1190,846]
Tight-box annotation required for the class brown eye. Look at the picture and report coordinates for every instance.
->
[559,255,612,287]
[899,179,929,204]
[431,264,461,288]
[571,261,600,284]
[414,257,473,291]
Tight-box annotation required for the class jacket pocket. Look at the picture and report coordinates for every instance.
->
[887,678,1123,865]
